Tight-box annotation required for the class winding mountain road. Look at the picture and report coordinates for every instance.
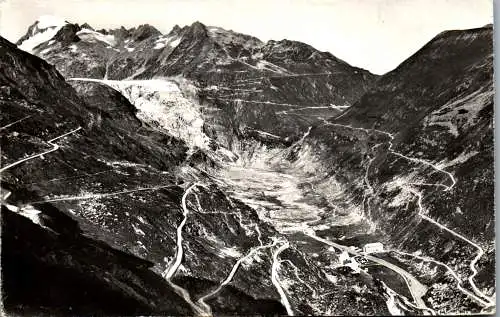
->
[408,189,494,306]
[165,183,295,316]
[300,229,435,314]
[163,183,201,279]
[392,249,491,307]
[0,126,82,173]
[197,239,280,314]
[0,115,32,131]
[161,183,208,316]
[29,184,177,204]
[321,121,492,306]
[271,241,295,316]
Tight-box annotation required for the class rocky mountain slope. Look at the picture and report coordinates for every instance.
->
[288,24,495,313]
[336,25,494,241]
[18,17,377,141]
[1,16,495,316]
[1,31,388,316]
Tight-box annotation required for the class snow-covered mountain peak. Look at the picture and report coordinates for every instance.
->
[17,16,68,53]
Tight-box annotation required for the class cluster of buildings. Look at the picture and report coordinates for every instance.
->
[338,242,384,273]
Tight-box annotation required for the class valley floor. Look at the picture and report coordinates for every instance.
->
[208,151,437,315]
[18,77,490,316]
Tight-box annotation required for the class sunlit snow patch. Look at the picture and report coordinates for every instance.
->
[18,15,68,52]
[4,203,44,227]
[423,87,493,137]
[218,246,243,258]
[154,35,181,50]
[255,60,291,74]
[132,223,146,236]
[76,28,117,46]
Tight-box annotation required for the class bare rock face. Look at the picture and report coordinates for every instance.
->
[52,23,81,44]
[130,24,162,42]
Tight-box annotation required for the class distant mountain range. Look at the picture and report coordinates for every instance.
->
[0,15,495,316]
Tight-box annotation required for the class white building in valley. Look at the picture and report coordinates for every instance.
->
[339,250,350,264]
[338,250,361,274]
[363,242,384,254]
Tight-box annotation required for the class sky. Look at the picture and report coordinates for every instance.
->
[0,0,493,74]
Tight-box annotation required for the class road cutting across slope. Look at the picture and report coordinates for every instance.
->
[0,126,82,173]
[196,239,280,314]
[161,183,207,316]
[271,241,295,316]
[320,121,491,306]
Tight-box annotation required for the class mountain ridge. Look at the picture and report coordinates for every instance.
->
[1,16,495,316]
[17,17,378,143]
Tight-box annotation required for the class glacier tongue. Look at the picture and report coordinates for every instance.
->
[70,78,211,151]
